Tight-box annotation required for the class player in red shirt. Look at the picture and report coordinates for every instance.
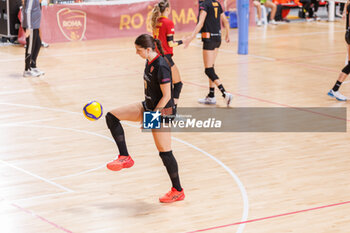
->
[151,0,183,105]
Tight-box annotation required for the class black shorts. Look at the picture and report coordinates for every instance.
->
[141,101,176,124]
[203,41,221,50]
[164,54,175,67]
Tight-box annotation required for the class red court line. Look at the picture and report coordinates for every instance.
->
[11,203,73,233]
[186,200,350,233]
[230,50,342,74]
[276,51,344,62]
[277,59,340,73]
[183,81,349,122]
[214,53,342,74]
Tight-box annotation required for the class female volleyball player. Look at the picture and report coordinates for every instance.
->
[22,0,43,77]
[151,0,183,105]
[105,34,184,203]
[328,1,350,101]
[184,0,233,106]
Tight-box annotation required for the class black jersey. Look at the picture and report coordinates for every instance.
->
[199,0,223,42]
[143,55,174,112]
[198,0,204,21]
[346,7,350,45]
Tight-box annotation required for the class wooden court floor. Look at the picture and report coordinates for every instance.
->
[1,21,350,233]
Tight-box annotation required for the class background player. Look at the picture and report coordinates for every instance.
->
[22,0,44,77]
[105,34,185,203]
[328,0,350,101]
[151,0,183,105]
[184,0,233,106]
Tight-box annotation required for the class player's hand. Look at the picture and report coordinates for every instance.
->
[25,29,30,38]
[225,34,230,43]
[183,36,192,49]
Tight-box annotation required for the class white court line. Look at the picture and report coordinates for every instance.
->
[0,103,81,115]
[172,137,249,233]
[51,164,106,181]
[191,42,275,61]
[315,21,346,29]
[2,29,341,63]
[0,118,57,127]
[0,160,73,193]
[217,47,276,61]
[247,54,276,61]
[13,191,71,203]
[0,48,135,63]
[0,90,34,95]
[249,30,344,39]
[0,102,249,233]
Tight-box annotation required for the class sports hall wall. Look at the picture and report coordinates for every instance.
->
[40,0,236,43]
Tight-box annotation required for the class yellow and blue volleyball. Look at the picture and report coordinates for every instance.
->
[83,101,103,121]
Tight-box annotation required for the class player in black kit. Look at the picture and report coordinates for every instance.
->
[185,0,233,106]
[105,34,185,203]
[327,2,350,101]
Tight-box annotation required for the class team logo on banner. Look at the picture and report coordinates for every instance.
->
[57,8,87,41]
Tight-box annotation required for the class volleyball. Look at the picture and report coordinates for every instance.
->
[83,101,103,121]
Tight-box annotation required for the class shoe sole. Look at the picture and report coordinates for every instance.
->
[23,74,40,77]
[33,71,45,76]
[198,101,216,105]
[159,194,185,203]
[226,96,233,106]
[336,98,347,101]
[328,92,347,101]
[107,160,134,171]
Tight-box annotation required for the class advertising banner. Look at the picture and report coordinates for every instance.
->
[41,0,204,43]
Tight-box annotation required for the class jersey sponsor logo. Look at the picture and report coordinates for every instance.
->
[150,66,154,72]
[212,2,219,6]
[211,33,221,36]
[202,32,210,39]
[57,8,87,41]
[161,78,171,82]
[144,74,150,82]
[171,28,175,32]
[143,111,161,129]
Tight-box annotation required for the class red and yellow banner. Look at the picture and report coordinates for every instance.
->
[41,0,206,43]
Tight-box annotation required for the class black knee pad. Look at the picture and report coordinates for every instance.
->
[173,82,183,99]
[341,62,350,74]
[105,112,120,129]
[205,67,219,81]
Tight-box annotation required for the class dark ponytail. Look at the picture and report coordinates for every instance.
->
[155,38,172,67]
[154,38,165,56]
